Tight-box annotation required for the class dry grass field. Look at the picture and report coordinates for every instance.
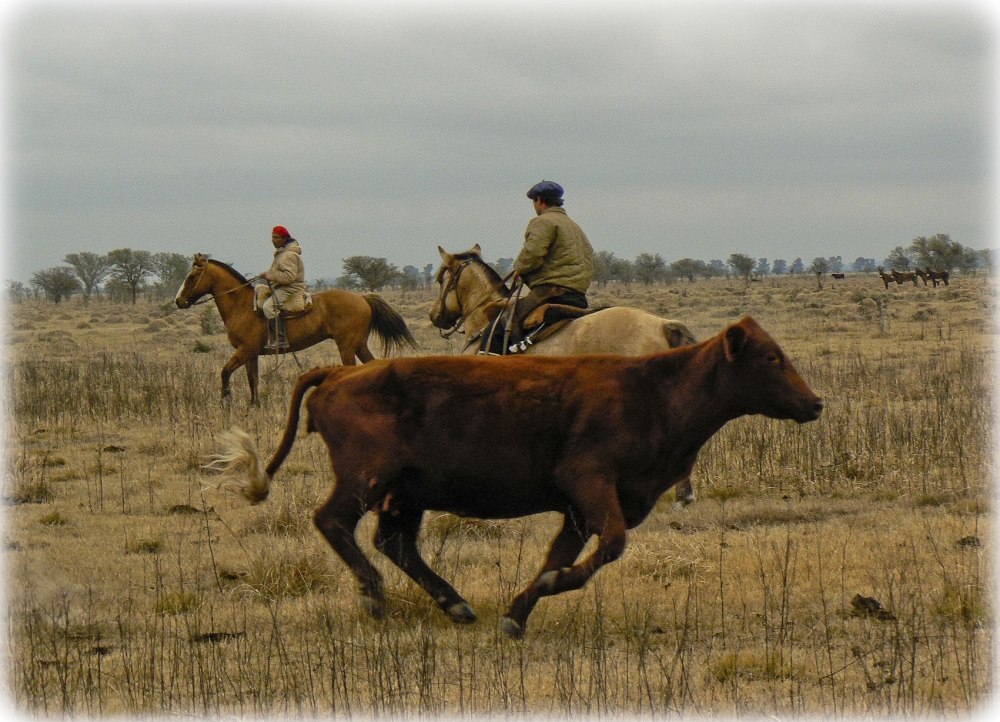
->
[2,271,996,717]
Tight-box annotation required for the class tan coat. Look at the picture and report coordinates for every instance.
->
[514,207,594,294]
[255,241,310,317]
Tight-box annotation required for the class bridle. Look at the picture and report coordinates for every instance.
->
[183,261,259,307]
[434,258,518,343]
[434,260,474,338]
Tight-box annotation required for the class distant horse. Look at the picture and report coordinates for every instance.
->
[925,268,950,287]
[877,267,893,289]
[891,269,918,287]
[913,267,931,286]
[175,254,417,403]
[430,244,699,508]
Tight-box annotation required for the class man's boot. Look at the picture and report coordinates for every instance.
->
[266,317,287,351]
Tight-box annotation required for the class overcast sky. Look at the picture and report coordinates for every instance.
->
[1,0,996,283]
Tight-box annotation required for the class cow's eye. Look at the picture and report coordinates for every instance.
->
[766,353,780,365]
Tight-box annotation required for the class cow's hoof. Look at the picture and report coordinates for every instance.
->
[445,602,477,624]
[500,617,524,639]
[360,596,386,620]
[671,501,690,512]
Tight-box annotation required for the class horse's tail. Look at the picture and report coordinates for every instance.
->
[364,294,419,357]
[206,367,333,504]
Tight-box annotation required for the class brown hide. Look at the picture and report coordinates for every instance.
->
[243,316,823,637]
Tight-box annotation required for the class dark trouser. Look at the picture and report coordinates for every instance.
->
[480,284,587,355]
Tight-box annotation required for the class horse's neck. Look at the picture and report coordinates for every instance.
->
[460,266,509,334]
[208,269,253,323]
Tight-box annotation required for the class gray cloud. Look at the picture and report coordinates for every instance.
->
[3,2,994,280]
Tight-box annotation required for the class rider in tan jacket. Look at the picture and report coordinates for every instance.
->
[255,226,310,349]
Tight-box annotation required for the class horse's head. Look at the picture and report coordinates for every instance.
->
[429,244,480,329]
[175,254,212,309]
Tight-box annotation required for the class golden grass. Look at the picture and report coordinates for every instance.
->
[2,272,995,716]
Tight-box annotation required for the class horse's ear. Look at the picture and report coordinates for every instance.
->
[194,253,207,266]
[471,243,482,255]
[438,246,454,264]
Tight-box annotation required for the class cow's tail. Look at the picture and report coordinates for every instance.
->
[364,294,419,357]
[206,367,333,504]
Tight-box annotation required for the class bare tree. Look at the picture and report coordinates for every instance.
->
[808,257,830,290]
[108,248,156,304]
[727,253,755,285]
[342,256,399,292]
[31,267,81,303]
[63,252,113,305]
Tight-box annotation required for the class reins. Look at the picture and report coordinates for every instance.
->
[187,266,260,306]
[436,260,515,341]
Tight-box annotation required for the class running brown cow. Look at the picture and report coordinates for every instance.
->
[212,316,823,638]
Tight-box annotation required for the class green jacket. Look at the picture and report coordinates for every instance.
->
[514,207,594,294]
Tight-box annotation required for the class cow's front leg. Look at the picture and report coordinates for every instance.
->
[502,507,588,638]
[373,505,476,624]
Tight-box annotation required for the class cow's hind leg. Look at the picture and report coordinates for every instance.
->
[374,503,477,624]
[502,507,588,638]
[313,485,387,619]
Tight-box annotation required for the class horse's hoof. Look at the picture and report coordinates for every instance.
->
[671,501,690,512]
[360,596,386,620]
[444,602,477,624]
[500,617,524,639]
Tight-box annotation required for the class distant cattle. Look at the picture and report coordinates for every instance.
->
[830,273,845,280]
[212,317,823,638]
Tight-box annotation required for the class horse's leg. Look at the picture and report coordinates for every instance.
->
[313,478,387,619]
[245,356,259,406]
[502,507,588,637]
[373,502,477,624]
[221,346,256,400]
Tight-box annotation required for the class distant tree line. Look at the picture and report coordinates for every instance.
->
[10,249,191,305]
[7,233,994,305]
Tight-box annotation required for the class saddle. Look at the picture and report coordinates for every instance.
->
[522,302,598,330]
[477,303,605,355]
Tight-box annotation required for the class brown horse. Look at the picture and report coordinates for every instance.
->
[877,267,893,289]
[430,244,699,509]
[891,269,919,287]
[175,254,417,403]
[925,268,950,287]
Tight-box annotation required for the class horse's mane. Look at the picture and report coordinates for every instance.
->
[208,259,249,285]
[453,251,507,288]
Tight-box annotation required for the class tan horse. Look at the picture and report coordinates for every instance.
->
[175,254,417,403]
[429,244,699,507]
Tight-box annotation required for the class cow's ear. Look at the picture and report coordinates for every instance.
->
[724,324,748,361]
[438,246,454,264]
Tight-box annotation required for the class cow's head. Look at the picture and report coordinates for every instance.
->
[721,317,823,424]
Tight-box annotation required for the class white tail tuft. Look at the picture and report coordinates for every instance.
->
[204,428,272,504]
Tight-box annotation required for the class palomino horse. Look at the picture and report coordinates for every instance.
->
[175,254,417,403]
[429,244,699,508]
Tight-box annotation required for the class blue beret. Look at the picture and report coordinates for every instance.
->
[526,180,564,200]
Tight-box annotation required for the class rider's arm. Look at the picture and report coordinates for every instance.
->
[263,251,298,285]
[514,216,556,275]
